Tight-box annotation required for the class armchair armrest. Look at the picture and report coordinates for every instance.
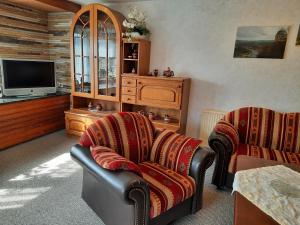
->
[189,147,215,213]
[212,120,239,154]
[70,144,150,225]
[208,120,239,188]
[151,129,204,176]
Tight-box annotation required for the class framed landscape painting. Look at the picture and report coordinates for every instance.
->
[234,26,289,59]
[296,25,300,45]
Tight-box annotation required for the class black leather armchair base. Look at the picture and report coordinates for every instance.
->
[71,144,215,225]
[208,131,234,188]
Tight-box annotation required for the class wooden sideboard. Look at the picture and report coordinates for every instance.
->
[0,94,70,150]
[65,109,116,136]
[121,75,190,133]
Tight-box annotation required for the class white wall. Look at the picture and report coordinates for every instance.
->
[107,0,300,137]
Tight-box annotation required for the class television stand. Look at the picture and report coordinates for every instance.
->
[0,93,70,150]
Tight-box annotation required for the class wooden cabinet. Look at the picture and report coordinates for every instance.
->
[122,40,150,76]
[0,95,70,150]
[66,5,191,136]
[65,108,116,136]
[66,3,124,136]
[136,78,182,109]
[70,4,123,101]
[121,75,190,133]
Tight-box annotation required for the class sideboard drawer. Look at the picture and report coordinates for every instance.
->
[69,120,86,132]
[122,86,136,96]
[122,94,136,104]
[65,113,95,136]
[122,78,136,87]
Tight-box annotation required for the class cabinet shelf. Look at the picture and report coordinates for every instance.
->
[122,40,150,75]
[151,120,180,132]
[67,108,117,117]
[123,58,139,61]
[75,55,90,58]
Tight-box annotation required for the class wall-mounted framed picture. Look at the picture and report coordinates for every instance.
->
[233,26,289,59]
[296,25,300,45]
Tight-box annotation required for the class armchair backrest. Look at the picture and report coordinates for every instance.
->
[80,112,155,163]
[224,107,300,152]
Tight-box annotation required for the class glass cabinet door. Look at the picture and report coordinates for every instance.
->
[95,10,117,99]
[73,10,92,96]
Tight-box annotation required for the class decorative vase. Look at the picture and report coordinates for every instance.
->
[148,112,154,120]
[164,114,171,123]
[96,104,102,111]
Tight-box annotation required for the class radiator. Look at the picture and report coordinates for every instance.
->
[199,109,226,146]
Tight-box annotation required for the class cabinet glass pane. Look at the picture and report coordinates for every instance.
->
[97,11,117,97]
[107,20,116,97]
[75,75,82,92]
[73,11,91,94]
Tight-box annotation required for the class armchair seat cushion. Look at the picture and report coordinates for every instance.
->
[229,144,300,173]
[138,161,196,219]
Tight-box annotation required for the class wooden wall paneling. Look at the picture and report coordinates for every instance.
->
[48,12,74,93]
[0,1,49,60]
[0,1,74,92]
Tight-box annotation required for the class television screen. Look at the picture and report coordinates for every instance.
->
[2,60,55,89]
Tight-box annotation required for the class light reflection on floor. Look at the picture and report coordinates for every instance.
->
[0,153,80,210]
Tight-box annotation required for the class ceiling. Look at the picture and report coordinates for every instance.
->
[70,0,150,5]
[6,0,81,12]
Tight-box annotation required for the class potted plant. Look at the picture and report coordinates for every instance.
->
[122,7,150,40]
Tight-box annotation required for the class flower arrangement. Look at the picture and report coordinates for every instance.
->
[122,7,150,40]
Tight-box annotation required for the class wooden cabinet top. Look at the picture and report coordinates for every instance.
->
[121,75,190,81]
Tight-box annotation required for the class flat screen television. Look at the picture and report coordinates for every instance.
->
[0,59,56,97]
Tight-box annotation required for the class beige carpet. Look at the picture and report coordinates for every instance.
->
[0,130,233,225]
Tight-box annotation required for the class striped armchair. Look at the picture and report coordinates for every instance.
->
[71,112,215,225]
[209,107,300,188]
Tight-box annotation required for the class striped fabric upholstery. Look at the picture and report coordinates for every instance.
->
[91,146,142,176]
[139,162,196,219]
[228,144,300,173]
[224,107,300,153]
[150,130,202,176]
[80,112,155,163]
[214,120,239,154]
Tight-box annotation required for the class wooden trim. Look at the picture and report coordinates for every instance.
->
[7,0,81,12]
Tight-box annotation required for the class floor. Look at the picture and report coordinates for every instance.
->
[0,130,233,225]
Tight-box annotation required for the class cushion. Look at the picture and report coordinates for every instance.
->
[214,120,239,154]
[224,107,300,152]
[281,113,300,152]
[80,112,155,163]
[228,144,300,173]
[91,146,142,176]
[150,130,202,176]
[138,162,196,219]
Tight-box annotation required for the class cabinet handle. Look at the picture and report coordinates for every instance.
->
[138,82,142,85]
[94,56,97,59]
[127,81,131,84]
[178,85,182,88]
[127,90,131,92]
[127,98,131,100]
